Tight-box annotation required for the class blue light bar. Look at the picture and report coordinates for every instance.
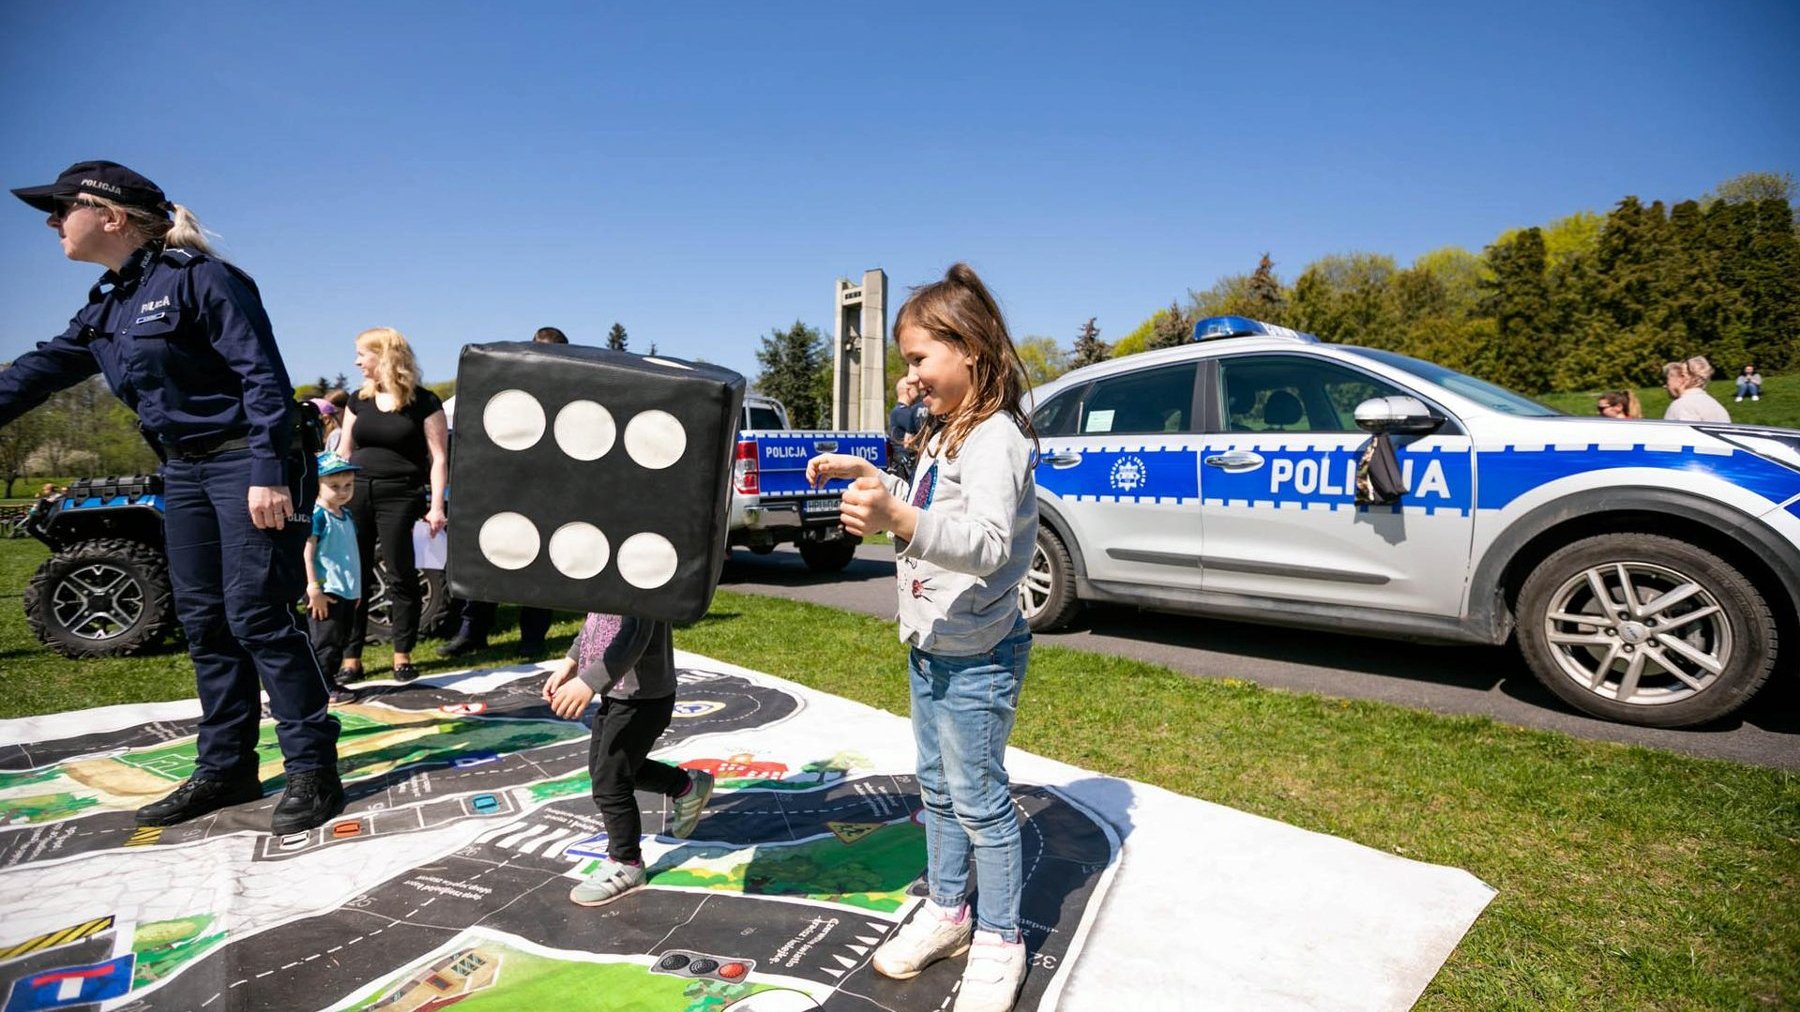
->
[1191,315,1320,343]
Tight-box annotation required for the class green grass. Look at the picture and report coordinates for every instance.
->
[1537,370,1799,428]
[681,594,1800,1010]
[1,539,1796,1008]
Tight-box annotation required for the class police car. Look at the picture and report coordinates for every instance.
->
[1020,316,1800,728]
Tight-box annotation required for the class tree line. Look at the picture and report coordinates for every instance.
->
[0,375,163,497]
[1102,171,1798,394]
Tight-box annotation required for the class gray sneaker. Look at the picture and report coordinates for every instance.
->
[872,901,973,979]
[568,858,647,906]
[666,769,715,839]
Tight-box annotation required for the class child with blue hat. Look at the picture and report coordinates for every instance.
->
[307,452,363,703]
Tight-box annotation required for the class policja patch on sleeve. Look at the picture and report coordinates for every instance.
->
[446,342,746,622]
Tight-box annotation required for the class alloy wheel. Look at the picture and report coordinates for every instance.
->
[1540,561,1730,707]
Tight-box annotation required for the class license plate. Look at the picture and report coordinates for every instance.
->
[803,497,840,515]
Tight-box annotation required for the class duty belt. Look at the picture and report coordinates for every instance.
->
[162,435,252,460]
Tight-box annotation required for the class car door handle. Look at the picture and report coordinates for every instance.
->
[1040,452,1083,469]
[1204,451,1264,470]
[812,439,838,453]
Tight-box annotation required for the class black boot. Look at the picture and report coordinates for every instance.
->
[136,772,263,827]
[270,767,346,834]
[436,632,488,658]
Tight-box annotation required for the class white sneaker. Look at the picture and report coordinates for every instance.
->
[568,858,646,906]
[872,901,972,979]
[954,930,1027,1012]
[1735,396,1744,402]
[1752,395,1760,401]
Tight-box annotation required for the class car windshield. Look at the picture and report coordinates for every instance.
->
[1340,347,1562,416]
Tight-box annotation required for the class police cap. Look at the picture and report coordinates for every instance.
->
[11,160,172,215]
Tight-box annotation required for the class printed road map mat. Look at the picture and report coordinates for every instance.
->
[0,652,1493,1011]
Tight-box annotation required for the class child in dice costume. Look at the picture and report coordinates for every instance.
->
[542,612,715,904]
[446,342,745,905]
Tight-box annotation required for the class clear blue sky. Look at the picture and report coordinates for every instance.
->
[3,1,1795,389]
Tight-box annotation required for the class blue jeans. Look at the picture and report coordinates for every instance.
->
[908,617,1031,941]
[1736,379,1761,398]
[162,448,339,777]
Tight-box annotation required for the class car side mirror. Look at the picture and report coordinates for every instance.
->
[1354,396,1444,435]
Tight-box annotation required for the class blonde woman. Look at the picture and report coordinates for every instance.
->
[337,327,449,682]
[0,160,343,833]
[1662,357,1730,423]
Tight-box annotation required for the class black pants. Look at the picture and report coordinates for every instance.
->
[344,476,424,657]
[588,694,686,863]
[459,600,552,647]
[308,595,357,679]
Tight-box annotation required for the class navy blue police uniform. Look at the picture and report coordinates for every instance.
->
[1,161,341,832]
[0,246,341,773]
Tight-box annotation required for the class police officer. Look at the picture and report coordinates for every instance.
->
[0,161,343,833]
[886,374,929,479]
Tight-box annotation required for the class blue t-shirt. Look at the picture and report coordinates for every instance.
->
[311,504,361,600]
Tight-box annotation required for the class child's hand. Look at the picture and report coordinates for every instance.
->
[548,675,596,721]
[840,475,902,536]
[806,453,876,489]
[306,586,329,620]
[541,657,576,701]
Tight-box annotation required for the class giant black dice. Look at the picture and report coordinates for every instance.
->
[447,342,746,623]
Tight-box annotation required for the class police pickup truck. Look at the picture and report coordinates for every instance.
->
[729,394,887,572]
[1021,316,1800,728]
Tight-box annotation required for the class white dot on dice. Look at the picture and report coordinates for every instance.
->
[617,532,679,589]
[554,400,616,461]
[479,512,540,570]
[483,389,546,451]
[624,410,687,469]
[549,522,610,579]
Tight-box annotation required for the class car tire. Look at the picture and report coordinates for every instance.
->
[799,538,859,573]
[24,538,177,658]
[1021,526,1081,633]
[1515,533,1777,728]
[365,565,454,644]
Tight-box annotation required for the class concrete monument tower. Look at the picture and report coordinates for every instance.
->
[832,269,888,431]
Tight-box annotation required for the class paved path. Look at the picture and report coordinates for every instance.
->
[719,544,1800,769]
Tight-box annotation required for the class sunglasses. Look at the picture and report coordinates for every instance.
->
[53,198,101,219]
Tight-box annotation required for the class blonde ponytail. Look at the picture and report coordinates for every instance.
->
[160,204,217,255]
[93,196,221,258]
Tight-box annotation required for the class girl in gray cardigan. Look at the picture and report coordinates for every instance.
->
[806,263,1038,1012]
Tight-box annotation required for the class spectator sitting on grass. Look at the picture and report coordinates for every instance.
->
[1735,364,1762,403]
